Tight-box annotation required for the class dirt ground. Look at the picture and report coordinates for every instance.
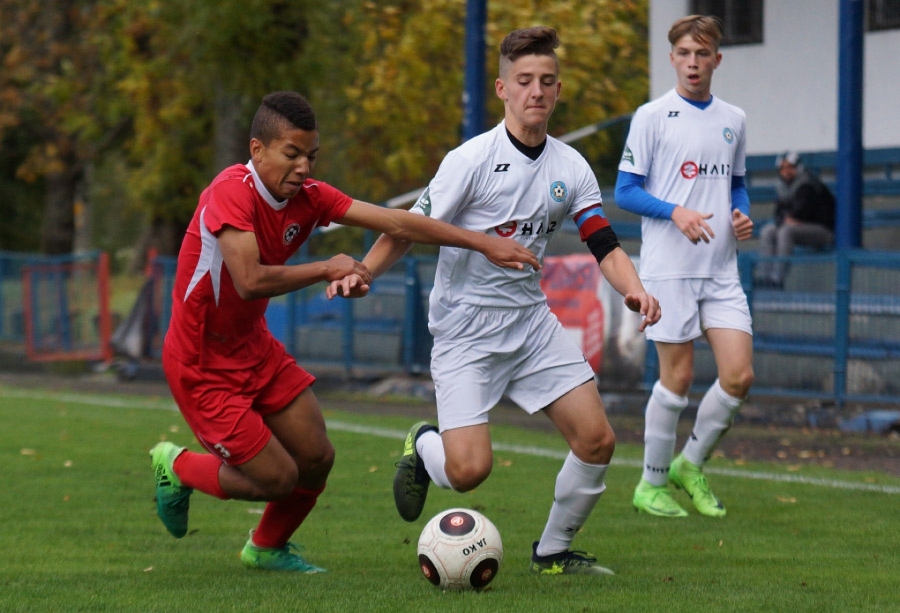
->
[2,367,899,478]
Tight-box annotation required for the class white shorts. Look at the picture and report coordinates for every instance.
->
[429,302,595,432]
[643,277,753,343]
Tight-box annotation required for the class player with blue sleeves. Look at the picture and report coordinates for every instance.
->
[615,15,755,518]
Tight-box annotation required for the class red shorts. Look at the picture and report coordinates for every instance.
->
[162,341,315,465]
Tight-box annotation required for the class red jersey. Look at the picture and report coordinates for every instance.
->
[164,162,353,368]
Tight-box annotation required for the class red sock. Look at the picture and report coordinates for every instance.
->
[251,485,325,549]
[173,450,229,500]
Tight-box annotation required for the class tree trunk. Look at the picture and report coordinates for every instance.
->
[214,88,249,172]
[39,162,79,255]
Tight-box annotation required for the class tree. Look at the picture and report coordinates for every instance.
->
[108,0,315,261]
[0,0,131,254]
[335,0,648,203]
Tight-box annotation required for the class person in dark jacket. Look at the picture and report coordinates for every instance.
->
[756,151,835,288]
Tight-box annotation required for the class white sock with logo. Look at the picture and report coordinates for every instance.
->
[682,379,743,466]
[536,452,608,557]
[642,380,689,486]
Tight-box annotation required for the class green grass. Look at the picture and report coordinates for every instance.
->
[2,386,899,613]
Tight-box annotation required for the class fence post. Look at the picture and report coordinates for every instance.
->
[402,257,421,373]
[833,249,852,409]
[341,293,354,375]
[285,290,297,357]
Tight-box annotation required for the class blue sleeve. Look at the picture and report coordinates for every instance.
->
[731,175,750,216]
[614,171,677,220]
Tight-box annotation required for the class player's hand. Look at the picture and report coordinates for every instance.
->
[325,273,371,300]
[623,291,661,332]
[323,254,372,285]
[732,209,754,241]
[481,236,541,271]
[671,206,715,244]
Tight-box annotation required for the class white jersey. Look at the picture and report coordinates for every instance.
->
[619,89,747,280]
[411,121,603,323]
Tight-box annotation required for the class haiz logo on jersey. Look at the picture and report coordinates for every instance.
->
[283,223,301,245]
[680,161,732,180]
[494,219,557,238]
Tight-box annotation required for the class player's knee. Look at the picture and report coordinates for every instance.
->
[295,441,335,486]
[721,368,754,398]
[260,465,300,499]
[666,370,694,396]
[572,427,616,465]
[446,460,491,492]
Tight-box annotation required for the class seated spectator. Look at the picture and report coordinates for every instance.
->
[756,151,835,288]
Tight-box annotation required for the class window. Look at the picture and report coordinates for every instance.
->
[691,0,764,46]
[868,0,900,31]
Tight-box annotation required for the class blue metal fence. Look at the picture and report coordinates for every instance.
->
[3,247,900,407]
[644,249,900,408]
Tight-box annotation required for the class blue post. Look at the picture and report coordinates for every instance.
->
[402,258,421,372]
[833,252,851,408]
[285,291,296,357]
[462,0,487,141]
[342,296,354,374]
[836,0,864,249]
[833,0,865,408]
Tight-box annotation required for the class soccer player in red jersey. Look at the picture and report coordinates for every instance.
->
[150,91,539,572]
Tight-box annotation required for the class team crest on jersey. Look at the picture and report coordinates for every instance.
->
[283,223,301,245]
[550,181,568,203]
[722,127,735,144]
[621,145,634,165]
[411,188,432,217]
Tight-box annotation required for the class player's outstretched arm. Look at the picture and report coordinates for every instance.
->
[596,247,661,332]
[339,200,540,271]
[325,232,410,300]
[219,226,371,300]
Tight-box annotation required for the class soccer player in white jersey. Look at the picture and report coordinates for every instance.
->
[328,26,660,575]
[615,15,755,518]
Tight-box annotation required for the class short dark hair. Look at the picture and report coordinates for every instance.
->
[499,26,560,74]
[250,91,317,144]
[668,15,723,51]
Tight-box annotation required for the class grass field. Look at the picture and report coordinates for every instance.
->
[3,384,899,613]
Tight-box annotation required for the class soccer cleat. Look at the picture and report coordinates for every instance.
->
[240,533,326,573]
[669,453,726,517]
[392,421,438,522]
[632,478,689,518]
[530,542,615,576]
[150,442,193,538]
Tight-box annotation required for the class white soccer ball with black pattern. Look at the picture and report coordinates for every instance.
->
[417,508,503,591]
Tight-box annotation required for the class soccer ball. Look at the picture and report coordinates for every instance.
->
[417,508,503,591]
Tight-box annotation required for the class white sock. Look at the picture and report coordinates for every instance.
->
[642,381,688,486]
[682,379,743,466]
[416,430,453,489]
[535,452,608,557]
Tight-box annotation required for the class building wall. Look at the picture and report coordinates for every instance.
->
[649,0,900,155]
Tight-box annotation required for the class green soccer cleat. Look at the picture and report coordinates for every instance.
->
[530,542,615,576]
[669,453,726,517]
[632,478,689,518]
[240,534,327,573]
[392,421,438,522]
[149,442,193,538]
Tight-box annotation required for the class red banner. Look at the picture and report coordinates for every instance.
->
[540,254,605,373]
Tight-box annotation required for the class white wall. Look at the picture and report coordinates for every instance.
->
[649,1,900,155]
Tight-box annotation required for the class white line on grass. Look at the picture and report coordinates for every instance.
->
[4,387,899,495]
[327,421,900,495]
